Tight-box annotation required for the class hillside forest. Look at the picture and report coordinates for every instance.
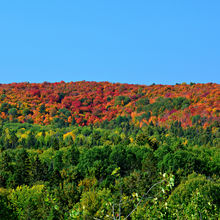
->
[0,81,219,219]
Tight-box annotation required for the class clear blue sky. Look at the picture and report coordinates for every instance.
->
[0,1,219,85]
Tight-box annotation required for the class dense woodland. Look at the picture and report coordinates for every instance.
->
[0,81,219,219]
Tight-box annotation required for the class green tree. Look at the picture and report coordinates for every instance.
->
[167,173,220,219]
[0,151,13,187]
[31,155,47,183]
[8,185,54,220]
[14,149,31,186]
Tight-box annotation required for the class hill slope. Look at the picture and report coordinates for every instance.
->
[0,81,219,127]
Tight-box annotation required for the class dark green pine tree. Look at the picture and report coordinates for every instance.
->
[0,151,13,187]
[10,131,18,149]
[14,148,31,186]
[30,155,45,184]
[26,132,36,148]
[53,151,63,170]
[49,169,62,188]
[68,145,80,166]
[0,151,13,173]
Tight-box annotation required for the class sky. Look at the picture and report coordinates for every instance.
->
[0,0,219,85]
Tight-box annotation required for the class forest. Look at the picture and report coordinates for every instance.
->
[0,81,219,219]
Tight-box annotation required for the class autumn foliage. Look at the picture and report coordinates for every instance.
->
[0,81,219,127]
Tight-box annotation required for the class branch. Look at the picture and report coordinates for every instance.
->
[124,180,165,219]
[112,204,116,220]
[119,188,122,220]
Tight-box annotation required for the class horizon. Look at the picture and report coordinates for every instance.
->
[0,80,219,87]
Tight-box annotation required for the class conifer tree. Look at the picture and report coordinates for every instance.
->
[14,148,31,186]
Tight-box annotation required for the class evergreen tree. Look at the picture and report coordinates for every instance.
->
[26,132,36,148]
[0,151,13,187]
[14,149,31,186]
[31,155,45,183]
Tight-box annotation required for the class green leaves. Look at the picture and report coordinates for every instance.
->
[111,167,120,177]
[167,173,220,219]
